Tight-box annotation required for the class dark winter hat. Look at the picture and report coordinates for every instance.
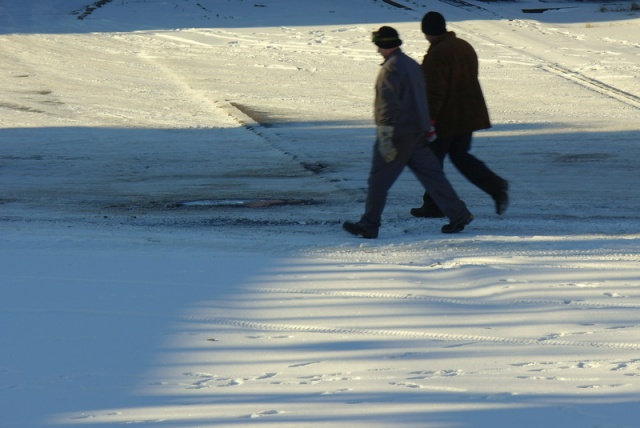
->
[372,26,402,49]
[421,11,447,36]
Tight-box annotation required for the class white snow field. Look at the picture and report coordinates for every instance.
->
[1,0,639,426]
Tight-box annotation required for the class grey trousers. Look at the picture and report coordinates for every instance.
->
[359,132,470,232]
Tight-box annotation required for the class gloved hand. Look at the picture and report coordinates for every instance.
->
[426,120,437,143]
[376,125,397,163]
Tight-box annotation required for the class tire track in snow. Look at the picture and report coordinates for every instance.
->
[246,286,640,309]
[540,63,640,109]
[494,44,640,110]
[183,315,640,350]
[3,307,639,350]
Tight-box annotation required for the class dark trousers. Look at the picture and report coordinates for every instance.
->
[360,132,470,232]
[422,132,505,208]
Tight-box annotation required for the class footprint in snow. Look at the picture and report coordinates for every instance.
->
[256,372,279,380]
[320,388,351,395]
[247,409,282,419]
[289,361,320,368]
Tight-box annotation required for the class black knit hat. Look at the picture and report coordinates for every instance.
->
[421,11,447,36]
[372,26,402,49]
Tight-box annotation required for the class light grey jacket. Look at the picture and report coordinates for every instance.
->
[374,49,431,137]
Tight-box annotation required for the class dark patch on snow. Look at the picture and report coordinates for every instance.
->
[439,0,489,12]
[230,102,275,128]
[302,162,328,174]
[199,217,338,228]
[522,7,577,13]
[74,0,115,20]
[176,199,318,208]
[553,153,613,163]
[0,102,46,114]
[381,0,414,10]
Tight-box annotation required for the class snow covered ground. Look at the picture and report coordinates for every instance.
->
[1,0,639,426]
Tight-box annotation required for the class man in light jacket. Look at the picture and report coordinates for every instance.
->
[343,26,473,239]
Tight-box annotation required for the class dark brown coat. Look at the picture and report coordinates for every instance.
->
[421,32,491,138]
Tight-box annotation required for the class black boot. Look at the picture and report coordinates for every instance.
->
[492,180,509,215]
[342,221,378,239]
[410,197,445,218]
[441,213,474,234]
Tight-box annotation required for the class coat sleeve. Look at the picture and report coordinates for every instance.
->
[422,51,449,122]
[375,64,402,127]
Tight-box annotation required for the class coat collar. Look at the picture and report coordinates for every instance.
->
[381,48,402,65]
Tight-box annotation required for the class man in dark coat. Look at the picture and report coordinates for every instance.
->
[342,26,473,239]
[411,12,509,218]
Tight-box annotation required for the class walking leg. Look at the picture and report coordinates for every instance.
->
[448,133,508,214]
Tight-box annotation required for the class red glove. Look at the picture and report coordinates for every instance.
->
[426,120,437,143]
